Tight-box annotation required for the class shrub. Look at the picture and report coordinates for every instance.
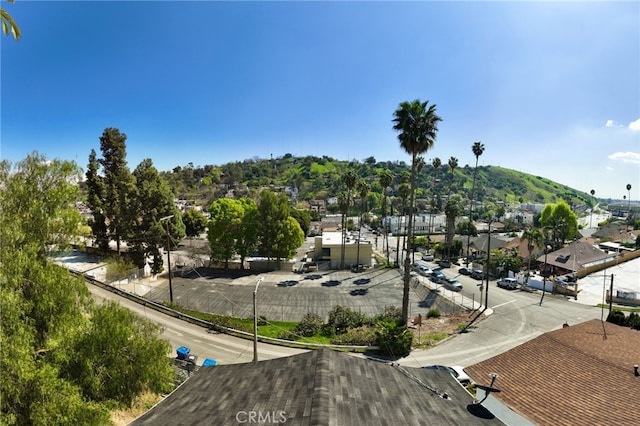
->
[628,312,640,330]
[329,327,376,346]
[257,315,267,326]
[606,309,628,326]
[374,320,412,356]
[372,306,403,323]
[295,313,324,337]
[327,305,365,335]
[426,308,441,318]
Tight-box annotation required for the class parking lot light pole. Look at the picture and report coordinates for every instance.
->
[253,277,264,364]
[160,215,175,303]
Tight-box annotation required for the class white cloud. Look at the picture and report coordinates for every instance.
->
[608,151,640,164]
[629,118,640,131]
[605,166,614,171]
[606,119,615,127]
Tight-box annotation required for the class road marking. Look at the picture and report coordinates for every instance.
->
[491,300,516,309]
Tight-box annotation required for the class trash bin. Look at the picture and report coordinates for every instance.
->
[176,346,191,360]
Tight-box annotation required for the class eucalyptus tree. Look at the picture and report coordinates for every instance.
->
[392,99,442,323]
[378,169,394,265]
[355,179,370,267]
[467,141,485,263]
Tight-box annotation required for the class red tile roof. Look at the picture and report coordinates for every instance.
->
[466,319,640,426]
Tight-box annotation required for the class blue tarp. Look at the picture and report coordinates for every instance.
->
[202,358,217,367]
[176,346,191,360]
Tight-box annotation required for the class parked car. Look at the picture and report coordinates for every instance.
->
[422,365,472,386]
[459,267,472,276]
[422,253,434,261]
[412,263,432,277]
[497,277,518,289]
[438,259,452,268]
[430,270,446,284]
[444,278,463,292]
[471,269,486,280]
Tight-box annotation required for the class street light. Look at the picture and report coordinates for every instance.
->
[539,245,552,306]
[160,215,175,303]
[253,276,264,364]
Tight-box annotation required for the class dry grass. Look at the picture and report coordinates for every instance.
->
[109,392,165,425]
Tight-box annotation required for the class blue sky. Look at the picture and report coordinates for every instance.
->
[2,1,638,200]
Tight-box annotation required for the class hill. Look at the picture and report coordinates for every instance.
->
[159,155,594,211]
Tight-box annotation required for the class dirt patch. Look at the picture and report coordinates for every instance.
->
[410,310,482,347]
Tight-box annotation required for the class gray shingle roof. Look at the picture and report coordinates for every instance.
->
[132,349,505,425]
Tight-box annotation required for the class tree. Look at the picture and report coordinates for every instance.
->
[447,156,458,199]
[392,99,442,324]
[378,169,393,265]
[183,208,208,239]
[539,201,578,247]
[1,0,20,40]
[235,198,259,269]
[444,197,463,259]
[356,179,370,267]
[272,216,305,262]
[341,170,358,269]
[256,190,295,268]
[85,149,109,250]
[522,227,544,274]
[129,159,185,273]
[97,128,136,255]
[290,209,311,237]
[58,301,174,407]
[467,141,485,263]
[428,157,442,238]
[208,198,246,269]
[589,189,596,228]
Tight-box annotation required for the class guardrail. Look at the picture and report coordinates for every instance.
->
[73,270,378,352]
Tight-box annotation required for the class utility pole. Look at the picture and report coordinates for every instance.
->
[160,215,174,303]
[253,277,264,364]
[609,274,614,312]
[485,222,491,310]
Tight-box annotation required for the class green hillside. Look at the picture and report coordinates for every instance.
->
[160,155,593,210]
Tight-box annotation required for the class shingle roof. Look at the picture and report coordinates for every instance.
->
[465,319,640,426]
[133,349,505,425]
[535,240,613,270]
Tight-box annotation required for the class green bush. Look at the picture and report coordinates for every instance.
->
[295,313,324,337]
[327,305,365,335]
[257,315,267,326]
[329,327,376,346]
[427,308,441,318]
[374,320,412,356]
[606,309,628,326]
[371,306,403,323]
[628,312,640,330]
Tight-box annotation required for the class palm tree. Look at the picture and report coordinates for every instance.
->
[444,197,462,260]
[627,183,632,218]
[429,157,442,238]
[447,156,458,200]
[467,141,485,265]
[589,189,595,228]
[378,169,394,265]
[355,179,370,269]
[522,227,544,282]
[341,170,358,269]
[413,156,426,263]
[392,99,442,324]
[397,183,411,266]
[1,0,21,40]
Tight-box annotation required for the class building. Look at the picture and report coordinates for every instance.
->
[308,231,372,269]
[536,240,614,276]
[465,319,640,426]
[132,349,505,425]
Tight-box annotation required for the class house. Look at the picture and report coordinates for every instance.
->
[535,240,614,276]
[465,319,640,426]
[132,349,505,425]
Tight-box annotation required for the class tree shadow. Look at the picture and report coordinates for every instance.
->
[350,288,369,296]
[353,278,371,285]
[321,280,341,287]
[277,280,299,287]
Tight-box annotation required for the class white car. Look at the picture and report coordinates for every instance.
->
[423,365,472,386]
[497,277,518,289]
[444,278,463,292]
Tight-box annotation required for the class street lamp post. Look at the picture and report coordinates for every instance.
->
[539,245,551,306]
[253,277,264,364]
[160,215,175,303]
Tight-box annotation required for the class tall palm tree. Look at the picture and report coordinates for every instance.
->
[413,156,426,263]
[589,189,595,228]
[627,183,632,216]
[393,99,442,324]
[444,197,462,260]
[447,156,458,200]
[378,169,394,265]
[397,183,411,266]
[1,0,21,40]
[341,170,358,269]
[522,227,544,281]
[466,141,485,265]
[429,157,442,239]
[355,179,370,269]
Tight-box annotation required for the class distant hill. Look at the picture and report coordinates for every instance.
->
[160,155,594,210]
